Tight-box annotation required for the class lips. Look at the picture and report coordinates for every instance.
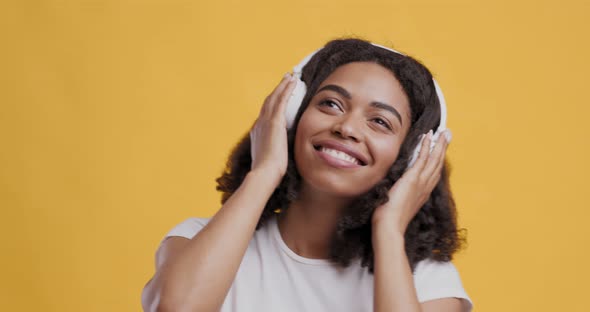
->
[312,140,369,166]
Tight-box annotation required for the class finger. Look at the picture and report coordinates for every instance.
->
[422,130,447,177]
[411,130,433,173]
[426,130,450,185]
[432,132,449,175]
[260,73,290,117]
[427,138,448,186]
[272,75,298,119]
[427,171,442,192]
[434,130,450,172]
[264,73,291,117]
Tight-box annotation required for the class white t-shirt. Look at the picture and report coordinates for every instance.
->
[159,215,473,312]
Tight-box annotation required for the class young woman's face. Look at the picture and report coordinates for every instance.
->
[294,61,412,198]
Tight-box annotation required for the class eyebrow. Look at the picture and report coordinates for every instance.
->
[315,84,404,126]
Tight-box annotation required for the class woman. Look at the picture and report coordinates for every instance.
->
[141,37,473,312]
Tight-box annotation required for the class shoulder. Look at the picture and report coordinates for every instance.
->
[413,258,473,311]
[159,217,212,245]
[151,217,212,273]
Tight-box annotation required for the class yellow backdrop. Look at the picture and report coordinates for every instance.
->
[1,0,588,311]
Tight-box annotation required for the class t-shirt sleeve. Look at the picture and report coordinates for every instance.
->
[413,258,473,312]
[158,217,212,246]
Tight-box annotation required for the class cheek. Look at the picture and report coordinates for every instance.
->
[294,113,310,148]
[294,109,324,149]
[371,140,403,170]
[297,107,322,129]
[293,112,314,165]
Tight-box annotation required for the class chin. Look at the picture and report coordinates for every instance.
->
[293,144,383,199]
[297,167,378,198]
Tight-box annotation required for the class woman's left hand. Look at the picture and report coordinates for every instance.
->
[372,129,451,234]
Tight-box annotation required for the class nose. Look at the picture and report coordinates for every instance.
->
[331,114,363,142]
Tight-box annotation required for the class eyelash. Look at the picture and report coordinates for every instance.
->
[372,117,392,130]
[319,99,341,110]
[318,100,393,131]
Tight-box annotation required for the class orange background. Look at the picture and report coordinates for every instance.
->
[1,0,588,311]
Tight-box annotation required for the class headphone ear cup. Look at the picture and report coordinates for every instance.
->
[430,131,441,154]
[407,138,423,170]
[285,77,307,129]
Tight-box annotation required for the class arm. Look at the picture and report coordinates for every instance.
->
[141,73,298,312]
[372,130,463,312]
[372,219,463,312]
[372,220,420,311]
[142,170,279,312]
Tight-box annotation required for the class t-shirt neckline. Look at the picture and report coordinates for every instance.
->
[270,214,334,266]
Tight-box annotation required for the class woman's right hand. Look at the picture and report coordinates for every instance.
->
[249,72,298,185]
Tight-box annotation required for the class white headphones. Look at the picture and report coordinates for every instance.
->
[284,42,448,169]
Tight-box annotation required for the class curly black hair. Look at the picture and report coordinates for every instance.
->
[216,36,467,273]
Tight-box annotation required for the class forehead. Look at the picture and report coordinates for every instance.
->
[317,62,411,122]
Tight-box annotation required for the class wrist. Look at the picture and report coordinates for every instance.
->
[372,210,406,233]
[372,217,406,239]
[372,222,406,251]
[246,169,282,189]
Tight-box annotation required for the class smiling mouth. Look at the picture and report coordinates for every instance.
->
[313,145,367,166]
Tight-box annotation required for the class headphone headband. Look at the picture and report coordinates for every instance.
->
[290,43,447,131]
[285,42,448,169]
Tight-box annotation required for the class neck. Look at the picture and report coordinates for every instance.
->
[277,182,354,259]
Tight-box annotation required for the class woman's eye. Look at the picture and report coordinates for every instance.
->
[319,100,342,111]
[372,118,392,130]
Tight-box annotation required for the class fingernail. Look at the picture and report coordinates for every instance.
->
[284,72,291,79]
[290,73,297,81]
[428,129,433,139]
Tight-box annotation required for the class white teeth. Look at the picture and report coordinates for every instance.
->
[319,147,360,165]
